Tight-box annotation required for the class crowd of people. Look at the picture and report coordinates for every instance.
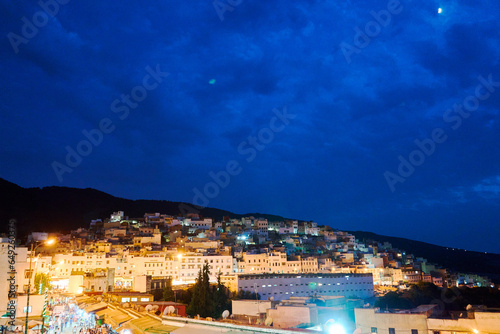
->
[45,299,112,334]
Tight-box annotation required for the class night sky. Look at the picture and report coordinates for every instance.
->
[2,1,500,253]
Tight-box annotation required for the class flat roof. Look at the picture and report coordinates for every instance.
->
[106,292,154,296]
[238,273,372,279]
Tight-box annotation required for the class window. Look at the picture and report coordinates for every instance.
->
[25,270,33,279]
[411,330,418,334]
[371,328,377,334]
[388,329,395,334]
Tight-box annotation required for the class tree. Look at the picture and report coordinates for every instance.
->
[152,289,163,301]
[34,273,51,294]
[162,277,175,301]
[374,291,413,309]
[213,272,230,318]
[186,263,214,318]
[234,289,260,300]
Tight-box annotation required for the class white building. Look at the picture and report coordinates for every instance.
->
[355,307,500,334]
[238,273,374,301]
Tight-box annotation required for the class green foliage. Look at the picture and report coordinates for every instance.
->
[453,287,500,309]
[34,273,51,294]
[186,263,214,318]
[152,288,163,301]
[177,287,193,305]
[212,273,231,318]
[375,291,413,309]
[162,277,175,301]
[186,265,232,319]
[234,289,260,300]
[403,282,441,306]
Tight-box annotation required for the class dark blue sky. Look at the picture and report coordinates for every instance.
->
[2,0,500,253]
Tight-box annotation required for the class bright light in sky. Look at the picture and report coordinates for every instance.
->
[438,8,442,14]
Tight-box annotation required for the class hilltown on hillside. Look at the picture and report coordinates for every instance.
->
[1,211,498,333]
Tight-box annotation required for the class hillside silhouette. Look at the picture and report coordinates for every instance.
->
[0,178,283,236]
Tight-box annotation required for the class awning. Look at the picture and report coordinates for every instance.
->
[84,302,108,313]
[120,317,179,334]
[105,309,132,327]
[76,297,93,307]
[95,310,108,319]
[75,296,92,304]
[27,320,43,329]
[145,324,180,334]
[129,317,161,331]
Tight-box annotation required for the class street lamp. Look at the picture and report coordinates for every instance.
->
[25,238,56,334]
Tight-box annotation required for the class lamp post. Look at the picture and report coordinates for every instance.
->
[25,238,55,334]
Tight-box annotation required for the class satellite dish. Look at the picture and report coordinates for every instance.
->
[269,297,274,301]
[168,306,176,314]
[466,304,473,310]
[264,317,273,326]
[152,305,159,311]
[123,303,130,308]
[222,310,230,319]
[145,305,153,312]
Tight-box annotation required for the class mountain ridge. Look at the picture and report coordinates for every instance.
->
[349,230,500,283]
[1,177,499,282]
[0,177,286,235]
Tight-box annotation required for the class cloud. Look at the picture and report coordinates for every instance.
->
[473,176,500,199]
[1,0,500,252]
